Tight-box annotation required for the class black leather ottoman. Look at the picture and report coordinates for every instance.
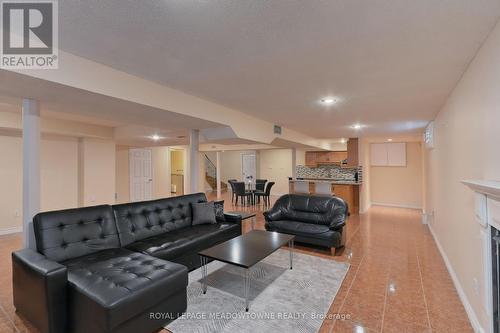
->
[63,248,187,333]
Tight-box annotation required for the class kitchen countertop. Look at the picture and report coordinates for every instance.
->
[289,178,362,185]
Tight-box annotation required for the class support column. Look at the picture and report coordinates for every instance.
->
[291,148,297,179]
[22,98,40,249]
[216,151,222,199]
[77,138,84,207]
[189,129,200,194]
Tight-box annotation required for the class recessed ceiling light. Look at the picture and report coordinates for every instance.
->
[387,138,393,142]
[320,97,337,105]
[351,123,363,130]
[151,134,161,141]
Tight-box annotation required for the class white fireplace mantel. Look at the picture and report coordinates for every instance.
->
[462,179,500,333]
[462,180,500,201]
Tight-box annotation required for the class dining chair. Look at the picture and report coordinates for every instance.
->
[255,179,267,192]
[227,179,238,203]
[254,181,275,206]
[234,181,253,205]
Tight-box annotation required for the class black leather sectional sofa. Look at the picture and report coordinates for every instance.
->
[264,194,347,255]
[12,193,242,333]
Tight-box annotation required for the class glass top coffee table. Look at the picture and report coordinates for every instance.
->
[198,230,295,311]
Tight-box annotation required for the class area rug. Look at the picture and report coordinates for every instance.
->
[166,249,349,333]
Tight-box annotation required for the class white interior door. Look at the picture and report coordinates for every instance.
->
[241,153,256,182]
[129,148,153,202]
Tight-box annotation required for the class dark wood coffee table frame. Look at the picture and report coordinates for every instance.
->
[226,211,256,230]
[198,230,295,311]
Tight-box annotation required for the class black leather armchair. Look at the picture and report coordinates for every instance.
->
[264,194,348,255]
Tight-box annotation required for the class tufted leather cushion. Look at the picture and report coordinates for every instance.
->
[125,222,240,261]
[113,193,208,247]
[63,248,187,331]
[33,205,120,263]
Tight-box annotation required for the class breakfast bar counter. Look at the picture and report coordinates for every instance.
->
[288,179,360,213]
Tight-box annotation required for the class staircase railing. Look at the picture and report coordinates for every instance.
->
[204,153,228,192]
[204,154,217,180]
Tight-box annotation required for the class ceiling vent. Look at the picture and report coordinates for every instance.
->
[273,125,282,135]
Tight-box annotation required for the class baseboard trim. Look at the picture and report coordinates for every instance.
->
[371,202,423,210]
[0,226,22,236]
[428,223,484,333]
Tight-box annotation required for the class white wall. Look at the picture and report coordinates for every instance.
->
[151,147,171,199]
[41,136,79,211]
[425,21,500,332]
[296,148,306,166]
[259,149,293,195]
[370,142,423,209]
[115,145,130,203]
[0,133,101,233]
[220,150,258,182]
[358,138,371,213]
[0,134,25,232]
[217,148,294,196]
[80,138,116,206]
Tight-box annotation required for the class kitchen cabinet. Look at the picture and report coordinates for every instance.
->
[305,151,347,166]
[370,142,406,166]
[346,138,358,166]
[328,151,348,163]
[332,184,359,213]
[305,152,317,167]
[305,138,358,167]
[386,143,406,166]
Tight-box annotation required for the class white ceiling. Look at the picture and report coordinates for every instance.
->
[0,70,229,146]
[0,70,223,131]
[57,1,500,138]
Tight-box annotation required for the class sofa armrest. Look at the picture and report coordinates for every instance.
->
[12,249,67,333]
[263,209,283,222]
[329,211,347,231]
[330,220,345,231]
[223,213,243,225]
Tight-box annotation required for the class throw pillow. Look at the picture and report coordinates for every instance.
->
[191,201,217,226]
[214,200,225,222]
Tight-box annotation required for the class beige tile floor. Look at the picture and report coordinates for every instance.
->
[0,192,473,333]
